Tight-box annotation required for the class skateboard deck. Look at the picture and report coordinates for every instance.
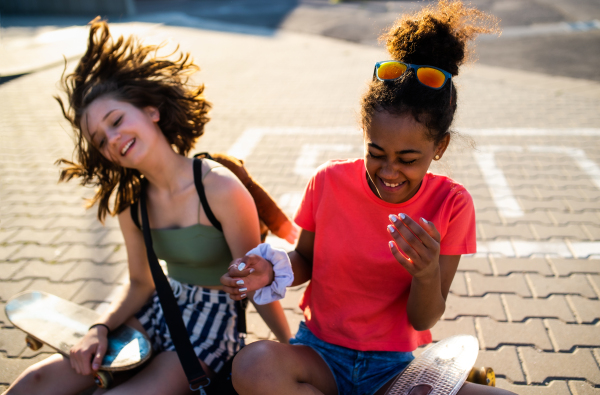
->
[384,335,480,395]
[6,291,152,386]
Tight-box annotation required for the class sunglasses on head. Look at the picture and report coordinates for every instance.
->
[373,60,452,91]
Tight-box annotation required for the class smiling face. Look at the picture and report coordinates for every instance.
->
[363,111,449,204]
[81,96,162,167]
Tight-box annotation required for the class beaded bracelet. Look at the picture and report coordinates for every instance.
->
[89,323,110,333]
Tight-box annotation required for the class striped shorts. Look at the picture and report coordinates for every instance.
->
[135,277,243,372]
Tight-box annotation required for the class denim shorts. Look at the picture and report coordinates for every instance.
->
[290,322,414,395]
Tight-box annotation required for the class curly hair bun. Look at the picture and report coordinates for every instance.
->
[382,0,499,76]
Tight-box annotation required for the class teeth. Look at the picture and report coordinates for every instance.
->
[121,139,134,155]
[383,180,400,187]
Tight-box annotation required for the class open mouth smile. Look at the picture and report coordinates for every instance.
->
[120,138,135,156]
[379,176,406,190]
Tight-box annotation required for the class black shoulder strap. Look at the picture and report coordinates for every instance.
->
[139,180,210,391]
[193,158,223,232]
[130,200,141,229]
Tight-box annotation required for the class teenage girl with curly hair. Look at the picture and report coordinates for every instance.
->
[4,19,291,395]
[222,2,515,394]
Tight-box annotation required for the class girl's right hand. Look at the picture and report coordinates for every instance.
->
[220,255,275,300]
[69,325,108,376]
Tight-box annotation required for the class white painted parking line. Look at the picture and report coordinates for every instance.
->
[473,145,524,218]
[231,128,600,257]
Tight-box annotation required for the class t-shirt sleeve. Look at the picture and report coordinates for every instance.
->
[440,188,477,255]
[294,172,319,232]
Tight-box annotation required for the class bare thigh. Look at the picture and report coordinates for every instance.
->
[3,353,95,395]
[233,340,337,395]
[92,351,213,395]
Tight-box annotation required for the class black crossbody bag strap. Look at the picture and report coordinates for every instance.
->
[139,180,210,392]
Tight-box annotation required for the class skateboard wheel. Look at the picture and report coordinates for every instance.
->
[94,371,113,389]
[467,367,495,386]
[25,335,43,351]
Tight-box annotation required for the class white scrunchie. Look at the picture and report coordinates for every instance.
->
[246,243,294,305]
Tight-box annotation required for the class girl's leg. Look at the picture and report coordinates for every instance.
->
[91,351,213,395]
[3,353,95,395]
[232,340,338,395]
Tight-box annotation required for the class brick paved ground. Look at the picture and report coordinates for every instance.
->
[1,19,599,394]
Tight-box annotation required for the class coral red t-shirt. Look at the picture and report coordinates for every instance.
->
[294,159,476,352]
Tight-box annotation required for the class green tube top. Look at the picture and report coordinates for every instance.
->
[150,224,233,286]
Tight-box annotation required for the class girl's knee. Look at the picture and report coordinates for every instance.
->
[232,341,283,390]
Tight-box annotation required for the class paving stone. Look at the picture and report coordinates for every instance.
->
[546,319,600,351]
[533,224,591,241]
[97,229,124,245]
[504,294,576,323]
[62,261,127,284]
[430,317,477,341]
[568,380,600,395]
[104,245,127,264]
[71,280,124,305]
[0,327,27,357]
[11,260,78,282]
[0,302,10,328]
[588,275,600,298]
[0,216,54,230]
[479,223,536,240]
[492,257,553,276]
[280,288,303,314]
[479,317,553,351]
[568,296,600,324]
[246,310,271,340]
[0,280,32,302]
[550,258,600,276]
[9,244,67,262]
[52,229,108,246]
[474,346,525,383]
[443,294,507,321]
[457,257,493,275]
[0,245,21,261]
[528,273,596,298]
[520,347,600,385]
[0,229,17,244]
[0,262,27,280]
[4,229,62,245]
[495,378,571,394]
[450,272,468,296]
[466,272,532,297]
[23,279,85,301]
[43,216,103,231]
[0,352,52,386]
[59,245,118,264]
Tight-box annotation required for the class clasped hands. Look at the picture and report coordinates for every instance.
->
[221,254,275,301]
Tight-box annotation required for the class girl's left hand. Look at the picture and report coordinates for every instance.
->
[220,255,275,300]
[387,214,441,280]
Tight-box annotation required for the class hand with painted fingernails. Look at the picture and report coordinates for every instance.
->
[220,254,275,301]
[387,213,441,281]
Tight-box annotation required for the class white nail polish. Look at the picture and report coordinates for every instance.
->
[387,225,395,233]
[400,213,406,220]
[236,280,244,285]
[238,262,246,271]
[389,214,397,222]
[389,241,394,249]
[239,288,247,292]
[241,294,247,298]
[249,268,255,273]
[421,218,428,224]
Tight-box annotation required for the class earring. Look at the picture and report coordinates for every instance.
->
[434,154,440,160]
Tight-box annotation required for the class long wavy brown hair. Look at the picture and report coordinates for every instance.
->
[361,0,499,144]
[56,18,211,222]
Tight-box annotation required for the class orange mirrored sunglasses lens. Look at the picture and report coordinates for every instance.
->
[416,67,446,88]
[378,62,407,80]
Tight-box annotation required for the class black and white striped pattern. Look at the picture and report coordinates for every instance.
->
[136,278,242,372]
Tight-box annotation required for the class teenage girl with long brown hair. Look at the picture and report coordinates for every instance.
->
[4,19,291,395]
